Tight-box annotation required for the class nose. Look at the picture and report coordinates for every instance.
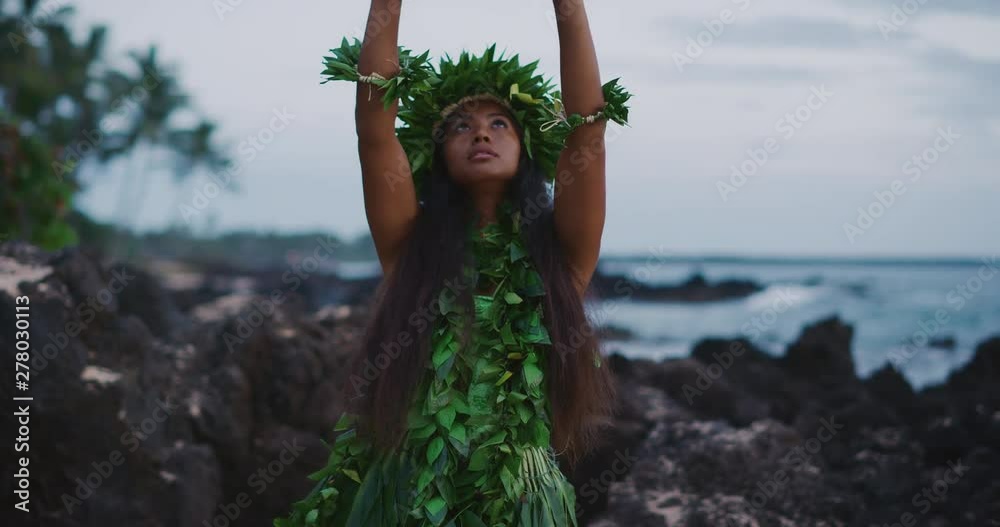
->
[472,122,490,143]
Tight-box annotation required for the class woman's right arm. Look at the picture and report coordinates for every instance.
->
[356,0,417,278]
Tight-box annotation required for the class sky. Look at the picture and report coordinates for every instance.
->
[68,0,999,258]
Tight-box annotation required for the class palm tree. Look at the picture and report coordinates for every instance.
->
[0,0,77,120]
[163,119,234,227]
[167,120,231,177]
[109,46,186,226]
[1,0,83,247]
[1,0,233,250]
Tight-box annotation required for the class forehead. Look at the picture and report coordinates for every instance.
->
[449,100,512,119]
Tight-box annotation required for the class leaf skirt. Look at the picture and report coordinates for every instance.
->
[273,295,578,527]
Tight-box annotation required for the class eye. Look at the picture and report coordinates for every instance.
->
[492,118,508,128]
[454,122,470,133]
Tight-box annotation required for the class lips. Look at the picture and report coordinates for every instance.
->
[468,146,498,160]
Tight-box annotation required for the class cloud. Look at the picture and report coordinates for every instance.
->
[69,0,997,256]
[909,13,1000,62]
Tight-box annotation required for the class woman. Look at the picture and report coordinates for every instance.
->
[275,1,630,525]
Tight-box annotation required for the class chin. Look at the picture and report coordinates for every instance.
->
[455,167,517,185]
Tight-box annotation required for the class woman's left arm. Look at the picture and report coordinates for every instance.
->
[551,0,608,292]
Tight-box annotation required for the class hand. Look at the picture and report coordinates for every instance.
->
[552,0,586,22]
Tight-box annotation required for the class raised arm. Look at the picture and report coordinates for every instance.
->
[356,0,418,278]
[551,0,608,296]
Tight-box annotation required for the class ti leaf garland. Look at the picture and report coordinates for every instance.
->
[273,199,581,526]
[273,36,624,525]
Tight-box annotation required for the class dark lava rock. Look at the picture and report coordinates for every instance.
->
[0,244,359,527]
[2,243,997,527]
[783,316,856,383]
[590,271,762,303]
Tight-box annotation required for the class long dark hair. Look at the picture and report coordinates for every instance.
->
[339,114,617,469]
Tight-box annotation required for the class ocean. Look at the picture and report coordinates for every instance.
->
[590,256,1000,389]
[335,256,1000,389]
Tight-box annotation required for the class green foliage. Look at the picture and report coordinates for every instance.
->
[0,3,229,249]
[321,37,632,197]
[0,115,77,249]
[273,199,584,526]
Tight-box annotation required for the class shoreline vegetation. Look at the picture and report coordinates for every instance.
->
[72,214,989,273]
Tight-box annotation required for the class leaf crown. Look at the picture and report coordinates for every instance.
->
[321,37,632,196]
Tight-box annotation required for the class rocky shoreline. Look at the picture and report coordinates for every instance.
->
[1,243,996,526]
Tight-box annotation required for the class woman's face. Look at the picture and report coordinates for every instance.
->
[440,100,521,187]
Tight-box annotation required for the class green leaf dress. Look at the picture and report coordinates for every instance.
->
[274,201,578,527]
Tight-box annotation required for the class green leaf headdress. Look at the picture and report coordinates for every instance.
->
[321,37,632,197]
